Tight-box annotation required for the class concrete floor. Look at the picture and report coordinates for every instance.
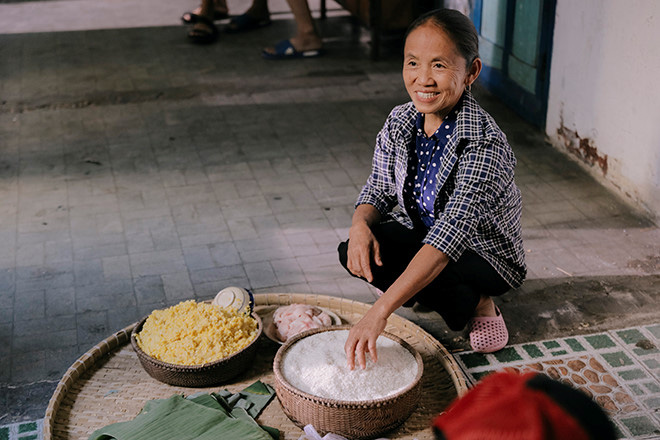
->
[0,0,659,436]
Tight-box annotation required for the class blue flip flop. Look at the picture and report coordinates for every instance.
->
[261,39,324,60]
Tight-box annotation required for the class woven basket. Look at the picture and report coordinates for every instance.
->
[130,312,262,387]
[273,325,423,440]
[44,294,468,440]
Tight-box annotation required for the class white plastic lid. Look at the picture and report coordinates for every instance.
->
[212,286,253,313]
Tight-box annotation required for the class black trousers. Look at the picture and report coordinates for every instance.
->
[337,220,510,331]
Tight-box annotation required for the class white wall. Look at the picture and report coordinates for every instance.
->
[546,0,660,223]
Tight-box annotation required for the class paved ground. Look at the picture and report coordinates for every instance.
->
[1,0,659,438]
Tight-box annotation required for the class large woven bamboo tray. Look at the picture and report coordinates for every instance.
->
[44,293,469,440]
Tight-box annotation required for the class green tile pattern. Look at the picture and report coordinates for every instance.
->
[456,324,660,440]
[565,337,586,352]
[522,343,544,358]
[543,340,560,349]
[620,416,658,436]
[585,333,616,349]
[17,423,36,434]
[493,347,523,362]
[0,420,42,440]
[602,351,634,367]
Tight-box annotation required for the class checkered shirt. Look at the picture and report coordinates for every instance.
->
[356,91,527,288]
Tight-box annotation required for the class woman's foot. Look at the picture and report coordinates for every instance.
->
[468,297,508,353]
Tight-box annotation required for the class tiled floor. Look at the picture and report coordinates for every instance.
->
[0,419,42,440]
[455,324,660,439]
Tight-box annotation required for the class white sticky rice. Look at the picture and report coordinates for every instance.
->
[281,329,419,401]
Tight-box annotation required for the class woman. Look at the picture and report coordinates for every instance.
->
[338,8,526,369]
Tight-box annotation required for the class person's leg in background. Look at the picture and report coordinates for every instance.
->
[181,0,228,24]
[286,0,323,52]
[186,0,226,44]
[225,0,271,33]
[262,0,323,58]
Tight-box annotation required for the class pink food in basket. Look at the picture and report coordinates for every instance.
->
[273,304,334,342]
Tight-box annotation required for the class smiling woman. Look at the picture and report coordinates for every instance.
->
[337,8,527,367]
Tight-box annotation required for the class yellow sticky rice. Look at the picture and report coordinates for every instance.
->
[135,300,258,366]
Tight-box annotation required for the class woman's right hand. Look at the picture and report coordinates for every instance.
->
[346,222,382,282]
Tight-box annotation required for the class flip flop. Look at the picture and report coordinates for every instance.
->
[225,13,271,33]
[468,307,509,353]
[181,10,228,24]
[261,39,324,60]
[187,15,218,45]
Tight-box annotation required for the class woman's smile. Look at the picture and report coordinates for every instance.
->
[416,91,440,101]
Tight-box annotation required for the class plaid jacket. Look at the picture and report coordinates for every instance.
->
[357,91,526,288]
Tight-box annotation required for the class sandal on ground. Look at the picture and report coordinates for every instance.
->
[261,39,324,60]
[187,16,218,45]
[225,13,271,33]
[181,10,228,24]
[468,307,509,353]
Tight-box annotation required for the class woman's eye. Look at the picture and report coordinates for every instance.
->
[407,60,417,67]
[433,63,445,69]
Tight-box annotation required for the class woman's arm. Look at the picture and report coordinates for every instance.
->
[345,244,450,369]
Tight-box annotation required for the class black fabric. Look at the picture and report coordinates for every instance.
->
[525,374,617,440]
[433,427,448,440]
[337,220,510,331]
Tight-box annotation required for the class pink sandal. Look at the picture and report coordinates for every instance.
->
[468,307,509,353]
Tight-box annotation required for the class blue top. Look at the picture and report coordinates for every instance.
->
[403,106,459,228]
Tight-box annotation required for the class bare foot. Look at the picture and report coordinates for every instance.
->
[289,35,323,52]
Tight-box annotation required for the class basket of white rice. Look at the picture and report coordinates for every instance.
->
[273,325,423,440]
[131,300,262,387]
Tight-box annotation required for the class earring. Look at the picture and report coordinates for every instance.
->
[466,83,472,92]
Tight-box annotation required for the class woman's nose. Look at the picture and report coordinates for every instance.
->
[417,66,435,85]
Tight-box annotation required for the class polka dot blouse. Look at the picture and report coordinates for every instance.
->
[403,107,459,228]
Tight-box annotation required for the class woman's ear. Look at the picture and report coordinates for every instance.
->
[466,57,482,88]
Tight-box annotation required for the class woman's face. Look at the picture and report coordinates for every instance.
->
[403,22,480,125]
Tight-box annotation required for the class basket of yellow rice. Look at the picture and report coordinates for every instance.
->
[131,300,262,387]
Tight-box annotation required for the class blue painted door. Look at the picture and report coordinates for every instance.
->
[471,0,556,128]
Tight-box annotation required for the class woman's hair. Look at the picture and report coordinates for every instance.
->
[405,8,480,67]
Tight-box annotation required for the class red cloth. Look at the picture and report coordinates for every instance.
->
[432,371,610,440]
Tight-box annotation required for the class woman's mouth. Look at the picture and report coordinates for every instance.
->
[416,91,439,101]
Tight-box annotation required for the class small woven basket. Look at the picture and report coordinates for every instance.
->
[130,312,262,387]
[273,325,423,440]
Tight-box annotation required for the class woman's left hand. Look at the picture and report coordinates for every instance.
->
[344,307,388,370]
